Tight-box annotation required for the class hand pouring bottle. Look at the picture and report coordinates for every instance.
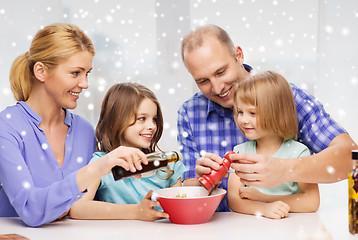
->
[112,151,182,181]
[199,151,235,194]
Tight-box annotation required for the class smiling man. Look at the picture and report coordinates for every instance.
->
[177,24,357,212]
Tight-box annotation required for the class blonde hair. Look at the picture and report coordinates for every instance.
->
[181,24,235,63]
[9,23,95,101]
[233,70,298,140]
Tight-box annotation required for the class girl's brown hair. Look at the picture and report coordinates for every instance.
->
[96,82,164,154]
[233,70,298,140]
[10,23,95,101]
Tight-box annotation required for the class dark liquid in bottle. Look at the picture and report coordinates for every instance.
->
[349,197,358,234]
[112,160,169,181]
[349,167,358,234]
[349,150,358,235]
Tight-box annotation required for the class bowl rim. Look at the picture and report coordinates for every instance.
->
[152,186,227,199]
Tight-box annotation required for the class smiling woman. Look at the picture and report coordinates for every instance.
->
[0,23,148,227]
[29,51,93,110]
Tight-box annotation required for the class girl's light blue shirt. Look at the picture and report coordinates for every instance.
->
[90,152,186,204]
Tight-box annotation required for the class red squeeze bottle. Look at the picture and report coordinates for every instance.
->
[199,151,235,194]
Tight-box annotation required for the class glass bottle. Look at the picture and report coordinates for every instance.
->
[349,150,358,234]
[112,151,182,181]
[198,151,235,194]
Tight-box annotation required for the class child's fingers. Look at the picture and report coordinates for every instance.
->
[114,154,136,173]
[142,191,161,208]
[114,157,130,171]
[131,153,143,171]
[274,208,286,218]
[141,191,170,220]
[130,149,148,171]
[275,202,289,218]
[111,146,147,172]
[278,201,290,213]
[239,189,248,199]
[137,150,148,165]
[156,211,169,219]
[143,190,153,199]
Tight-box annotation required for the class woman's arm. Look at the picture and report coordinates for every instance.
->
[76,146,147,192]
[0,132,85,227]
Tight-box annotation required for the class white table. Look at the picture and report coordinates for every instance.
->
[0,207,357,240]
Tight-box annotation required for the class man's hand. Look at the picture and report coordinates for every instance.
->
[230,152,289,187]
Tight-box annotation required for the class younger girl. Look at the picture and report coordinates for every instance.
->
[228,71,320,219]
[70,82,185,221]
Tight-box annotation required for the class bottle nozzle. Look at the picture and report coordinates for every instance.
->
[177,151,183,161]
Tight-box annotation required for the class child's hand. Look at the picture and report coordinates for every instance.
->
[104,146,148,175]
[239,186,265,201]
[136,190,169,221]
[261,201,290,219]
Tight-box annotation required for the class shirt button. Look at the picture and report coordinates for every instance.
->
[77,194,81,198]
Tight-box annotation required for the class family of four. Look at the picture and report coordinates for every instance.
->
[0,23,355,227]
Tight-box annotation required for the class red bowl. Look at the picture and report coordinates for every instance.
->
[152,186,226,224]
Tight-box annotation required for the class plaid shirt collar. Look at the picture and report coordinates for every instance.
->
[207,100,231,118]
[206,63,253,119]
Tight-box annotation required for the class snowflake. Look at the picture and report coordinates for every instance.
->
[325,25,333,34]
[341,27,350,36]
[255,211,263,218]
[77,157,84,164]
[200,150,207,157]
[168,88,175,94]
[170,129,177,138]
[153,160,160,167]
[87,104,94,110]
[326,166,335,174]
[22,181,31,189]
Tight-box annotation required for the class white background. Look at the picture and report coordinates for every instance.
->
[1,0,357,211]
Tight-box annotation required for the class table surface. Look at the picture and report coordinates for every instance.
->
[1,207,358,240]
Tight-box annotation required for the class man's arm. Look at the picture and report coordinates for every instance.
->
[290,133,356,183]
[231,133,357,187]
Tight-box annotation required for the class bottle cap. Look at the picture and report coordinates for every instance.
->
[353,150,358,160]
